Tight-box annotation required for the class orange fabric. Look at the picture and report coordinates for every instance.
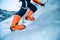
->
[25,10,35,20]
[10,15,21,28]
[33,0,42,5]
[26,10,33,17]
[11,25,25,30]
[10,15,25,30]
[25,17,35,21]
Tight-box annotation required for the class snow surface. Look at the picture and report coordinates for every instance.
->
[0,0,60,40]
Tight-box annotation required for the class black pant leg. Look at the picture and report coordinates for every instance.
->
[28,3,37,12]
[16,8,27,17]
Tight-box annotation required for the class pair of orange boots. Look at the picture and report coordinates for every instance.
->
[10,10,35,31]
[10,0,43,31]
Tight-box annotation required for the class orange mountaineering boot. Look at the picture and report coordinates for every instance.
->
[10,15,25,31]
[33,0,42,5]
[25,10,35,21]
[10,25,25,31]
[33,0,45,6]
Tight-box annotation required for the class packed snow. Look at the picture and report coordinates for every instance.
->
[0,0,60,40]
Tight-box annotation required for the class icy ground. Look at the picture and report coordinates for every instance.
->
[0,0,60,40]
